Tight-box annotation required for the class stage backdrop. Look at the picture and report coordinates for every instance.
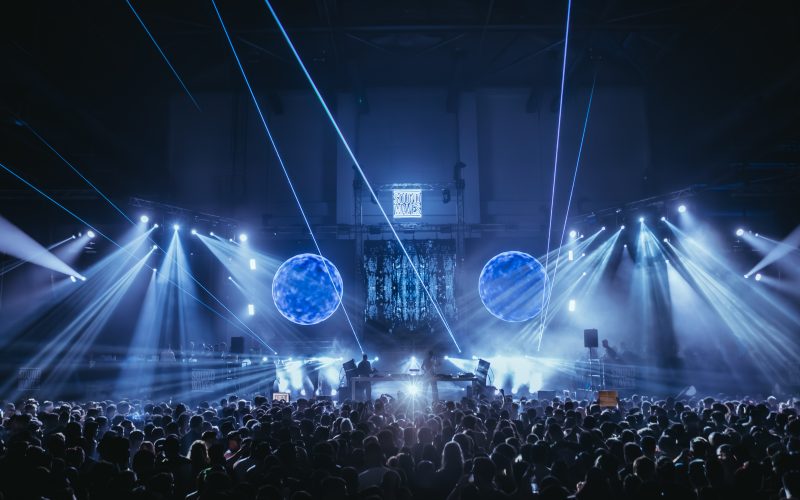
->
[364,239,456,332]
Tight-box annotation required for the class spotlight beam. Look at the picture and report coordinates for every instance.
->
[0,234,78,277]
[0,160,266,346]
[258,0,461,352]
[123,0,200,110]
[539,72,595,350]
[745,225,800,277]
[13,122,268,353]
[210,1,362,353]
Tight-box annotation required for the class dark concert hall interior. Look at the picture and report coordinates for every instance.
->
[1,1,799,499]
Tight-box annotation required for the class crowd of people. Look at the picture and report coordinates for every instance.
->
[1,390,799,500]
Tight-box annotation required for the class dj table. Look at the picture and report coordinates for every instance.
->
[349,374,478,401]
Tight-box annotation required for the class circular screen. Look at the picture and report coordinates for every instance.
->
[272,253,343,325]
[478,251,549,322]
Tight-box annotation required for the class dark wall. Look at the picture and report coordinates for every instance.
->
[167,85,651,243]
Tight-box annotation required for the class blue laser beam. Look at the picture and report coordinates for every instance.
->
[539,72,595,351]
[539,0,573,346]
[0,159,273,351]
[260,0,461,352]
[211,0,362,353]
[13,117,273,352]
[19,119,135,224]
[124,0,200,111]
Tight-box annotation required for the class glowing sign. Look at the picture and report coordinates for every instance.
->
[393,189,422,218]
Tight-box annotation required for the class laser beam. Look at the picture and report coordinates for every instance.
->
[211,0,362,352]
[124,0,200,110]
[259,0,461,352]
[540,0,573,349]
[539,71,594,350]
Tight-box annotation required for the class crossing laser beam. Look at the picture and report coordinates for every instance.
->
[260,0,461,352]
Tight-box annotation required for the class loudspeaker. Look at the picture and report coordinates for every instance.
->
[230,337,244,354]
[537,390,557,401]
[584,329,599,348]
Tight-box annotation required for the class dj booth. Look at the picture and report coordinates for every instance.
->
[349,374,478,401]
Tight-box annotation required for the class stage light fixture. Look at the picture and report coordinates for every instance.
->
[173,224,180,231]
[153,268,157,273]
[621,225,626,230]
[601,226,606,231]
[227,276,232,281]
[663,238,669,243]
[410,356,417,364]
[262,356,268,362]
[639,217,644,223]
[87,230,96,239]
[471,355,478,360]
[755,233,760,237]
[374,357,380,362]
[70,276,77,283]
[660,216,666,221]
[153,223,159,229]
[249,258,257,271]
[623,244,628,248]
[678,205,687,213]
[191,229,197,235]
[744,274,750,279]
[239,233,248,243]
[210,231,215,236]
[736,228,744,237]
[140,215,149,223]
[568,250,574,261]
[568,299,576,312]
[152,244,158,250]
[247,304,255,316]
[582,271,587,276]
[444,355,449,360]
[569,230,577,239]
[407,385,419,397]
[755,273,762,281]
[331,389,337,396]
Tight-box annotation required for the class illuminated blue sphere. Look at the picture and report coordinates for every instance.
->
[272,253,343,325]
[478,251,549,322]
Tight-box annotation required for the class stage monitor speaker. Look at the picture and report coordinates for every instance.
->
[537,390,557,401]
[230,336,244,354]
[584,329,599,348]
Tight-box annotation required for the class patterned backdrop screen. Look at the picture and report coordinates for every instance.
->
[364,239,457,331]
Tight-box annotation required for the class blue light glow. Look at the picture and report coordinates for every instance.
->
[479,251,549,322]
[272,253,343,325]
